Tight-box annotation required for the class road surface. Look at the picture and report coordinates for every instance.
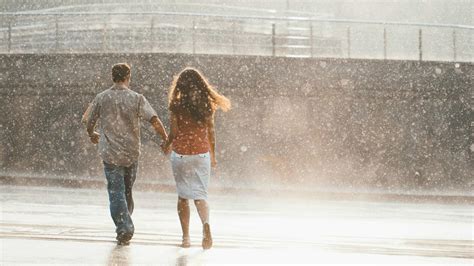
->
[1,185,472,265]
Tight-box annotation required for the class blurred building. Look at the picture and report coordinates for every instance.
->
[0,0,472,61]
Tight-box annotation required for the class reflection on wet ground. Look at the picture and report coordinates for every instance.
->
[108,245,130,266]
[1,185,472,265]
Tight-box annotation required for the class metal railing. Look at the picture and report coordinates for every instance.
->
[1,11,473,62]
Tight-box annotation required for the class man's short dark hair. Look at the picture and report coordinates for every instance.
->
[112,63,131,82]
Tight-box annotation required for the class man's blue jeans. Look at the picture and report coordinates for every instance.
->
[103,161,137,236]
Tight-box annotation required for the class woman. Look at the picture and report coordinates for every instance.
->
[163,68,230,249]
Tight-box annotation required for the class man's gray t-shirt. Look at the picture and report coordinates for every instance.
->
[87,85,157,166]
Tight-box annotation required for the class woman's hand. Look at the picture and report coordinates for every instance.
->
[211,157,217,168]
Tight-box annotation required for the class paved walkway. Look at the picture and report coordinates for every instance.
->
[1,185,472,265]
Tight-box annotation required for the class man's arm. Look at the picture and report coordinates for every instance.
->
[86,97,100,144]
[139,94,168,143]
[81,104,92,126]
[150,116,168,143]
[162,113,178,154]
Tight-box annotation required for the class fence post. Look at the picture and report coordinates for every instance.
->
[452,29,457,62]
[102,21,107,52]
[150,17,154,52]
[272,23,276,56]
[418,28,422,61]
[232,22,236,55]
[7,19,12,53]
[55,16,59,52]
[310,22,314,58]
[383,27,387,60]
[192,20,196,54]
[347,26,351,58]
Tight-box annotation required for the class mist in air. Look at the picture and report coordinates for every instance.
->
[0,1,472,265]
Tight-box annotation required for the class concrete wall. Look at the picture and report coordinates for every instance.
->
[0,54,472,191]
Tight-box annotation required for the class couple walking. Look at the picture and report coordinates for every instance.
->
[84,63,231,249]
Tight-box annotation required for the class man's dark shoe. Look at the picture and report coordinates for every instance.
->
[116,232,133,245]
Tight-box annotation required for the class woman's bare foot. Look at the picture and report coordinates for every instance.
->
[202,223,213,250]
[181,236,191,248]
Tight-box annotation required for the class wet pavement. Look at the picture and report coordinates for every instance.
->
[1,185,473,265]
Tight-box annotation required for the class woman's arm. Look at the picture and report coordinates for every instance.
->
[163,113,178,154]
[207,115,217,167]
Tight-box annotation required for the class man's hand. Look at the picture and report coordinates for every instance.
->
[89,132,100,144]
[211,157,217,168]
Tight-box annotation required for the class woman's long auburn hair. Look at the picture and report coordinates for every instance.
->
[168,68,231,123]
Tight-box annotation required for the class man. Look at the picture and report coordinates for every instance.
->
[86,63,167,245]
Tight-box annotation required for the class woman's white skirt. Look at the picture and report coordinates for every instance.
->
[170,151,211,200]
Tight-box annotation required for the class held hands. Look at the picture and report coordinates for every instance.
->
[161,141,171,155]
[89,132,100,144]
